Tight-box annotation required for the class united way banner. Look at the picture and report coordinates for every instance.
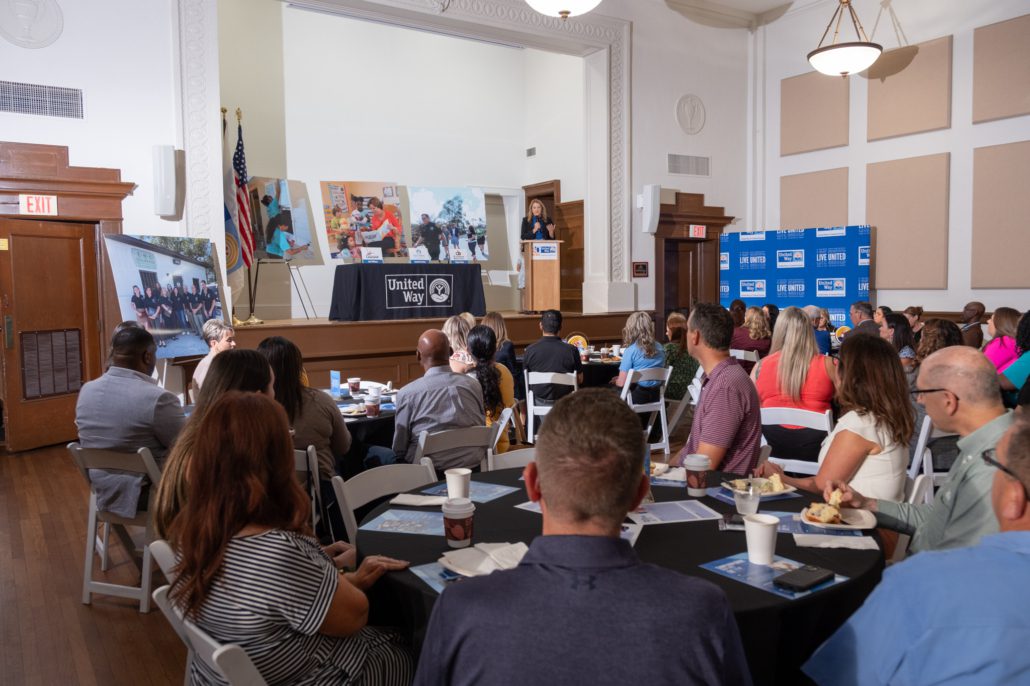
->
[720,226,871,329]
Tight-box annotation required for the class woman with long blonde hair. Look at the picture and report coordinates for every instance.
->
[520,198,556,240]
[752,306,838,462]
[443,314,474,373]
[730,305,772,373]
[614,311,666,404]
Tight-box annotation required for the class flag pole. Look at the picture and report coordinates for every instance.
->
[236,108,264,326]
[222,107,246,328]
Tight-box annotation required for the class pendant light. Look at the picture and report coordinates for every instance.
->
[807,0,882,77]
[525,0,602,21]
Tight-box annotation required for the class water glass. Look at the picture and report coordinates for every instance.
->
[733,482,760,515]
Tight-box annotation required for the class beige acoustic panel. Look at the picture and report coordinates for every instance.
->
[780,168,848,229]
[866,153,950,289]
[780,71,849,156]
[972,141,1030,288]
[974,14,1030,123]
[867,36,952,141]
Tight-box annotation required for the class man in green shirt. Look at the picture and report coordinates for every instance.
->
[828,346,1012,554]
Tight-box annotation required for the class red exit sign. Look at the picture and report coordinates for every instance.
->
[689,224,706,238]
[19,194,58,216]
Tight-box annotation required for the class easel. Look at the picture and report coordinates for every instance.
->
[250,257,317,320]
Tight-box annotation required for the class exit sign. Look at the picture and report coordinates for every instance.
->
[19,194,58,216]
[689,224,706,238]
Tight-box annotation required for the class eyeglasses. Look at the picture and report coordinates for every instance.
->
[982,448,1030,499]
[909,387,959,400]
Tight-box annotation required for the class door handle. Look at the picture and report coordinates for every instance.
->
[4,315,12,349]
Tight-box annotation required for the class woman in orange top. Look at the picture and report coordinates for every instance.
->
[752,306,838,462]
[366,197,402,255]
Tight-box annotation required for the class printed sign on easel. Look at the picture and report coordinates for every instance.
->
[360,247,384,263]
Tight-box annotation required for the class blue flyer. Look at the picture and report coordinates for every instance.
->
[410,562,466,594]
[700,552,848,600]
[359,509,444,536]
[422,482,520,503]
[706,487,801,505]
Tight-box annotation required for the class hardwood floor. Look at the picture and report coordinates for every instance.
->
[0,444,185,686]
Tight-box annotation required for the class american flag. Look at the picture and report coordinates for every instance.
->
[232,124,256,268]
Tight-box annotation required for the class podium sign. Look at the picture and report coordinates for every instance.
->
[521,240,562,312]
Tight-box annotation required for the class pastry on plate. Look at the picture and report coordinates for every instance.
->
[805,488,844,524]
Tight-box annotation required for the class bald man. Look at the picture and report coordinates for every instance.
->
[828,346,1013,553]
[392,329,486,472]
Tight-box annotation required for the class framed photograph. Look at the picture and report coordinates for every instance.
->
[632,261,649,278]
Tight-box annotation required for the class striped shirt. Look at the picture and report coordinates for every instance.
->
[188,530,410,685]
[680,357,762,476]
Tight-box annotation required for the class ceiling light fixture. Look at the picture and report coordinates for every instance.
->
[525,0,602,21]
[807,0,882,77]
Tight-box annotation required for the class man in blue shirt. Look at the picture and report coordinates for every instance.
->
[805,414,1030,685]
[413,389,751,686]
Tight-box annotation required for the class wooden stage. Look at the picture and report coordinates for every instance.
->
[230,310,634,388]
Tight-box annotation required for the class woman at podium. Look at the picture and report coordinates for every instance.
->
[520,198,556,240]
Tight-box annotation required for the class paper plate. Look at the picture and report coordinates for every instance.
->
[799,507,876,530]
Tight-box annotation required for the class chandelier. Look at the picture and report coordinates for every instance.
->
[807,0,882,77]
[525,0,602,21]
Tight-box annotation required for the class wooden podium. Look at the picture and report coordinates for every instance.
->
[521,240,562,312]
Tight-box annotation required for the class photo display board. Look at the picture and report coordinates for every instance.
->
[720,226,871,330]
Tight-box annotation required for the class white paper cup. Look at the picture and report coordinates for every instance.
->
[442,497,475,548]
[683,454,711,497]
[444,468,472,500]
[612,344,622,356]
[347,377,361,393]
[743,513,779,565]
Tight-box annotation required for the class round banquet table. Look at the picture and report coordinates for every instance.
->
[581,357,621,387]
[358,468,884,685]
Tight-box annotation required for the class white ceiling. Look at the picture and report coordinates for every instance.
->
[706,0,794,13]
[662,0,802,29]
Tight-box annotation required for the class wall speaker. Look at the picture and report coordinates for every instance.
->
[153,145,177,217]
[637,184,660,234]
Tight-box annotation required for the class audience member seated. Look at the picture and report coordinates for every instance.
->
[804,415,1030,686]
[843,301,878,339]
[728,298,746,327]
[828,346,1013,553]
[614,311,666,404]
[908,318,964,469]
[443,314,474,374]
[153,349,274,539]
[903,305,925,344]
[1000,311,1030,407]
[190,319,235,394]
[752,307,838,463]
[803,305,832,355]
[75,326,185,518]
[960,300,986,348]
[663,311,700,402]
[985,306,1020,372]
[482,311,522,400]
[762,303,780,332]
[259,336,354,538]
[673,303,761,475]
[467,325,515,454]
[166,392,413,685]
[873,304,892,327]
[412,389,751,686]
[393,329,485,471]
[759,335,912,502]
[880,312,917,375]
[730,306,771,373]
[522,309,583,405]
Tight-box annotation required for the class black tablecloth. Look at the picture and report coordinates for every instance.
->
[328,264,486,321]
[359,469,883,685]
[582,359,621,387]
[338,412,396,479]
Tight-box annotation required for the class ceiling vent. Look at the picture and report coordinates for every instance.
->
[0,80,83,119]
[668,153,710,176]
[526,147,537,158]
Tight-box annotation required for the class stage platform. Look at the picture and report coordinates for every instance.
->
[227,310,634,389]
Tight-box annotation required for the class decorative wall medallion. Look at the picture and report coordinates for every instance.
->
[676,94,706,135]
[426,0,451,11]
[0,0,63,49]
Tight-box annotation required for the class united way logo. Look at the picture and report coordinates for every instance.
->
[775,229,806,241]
[858,246,870,266]
[385,273,454,308]
[720,252,729,270]
[428,278,451,303]
[776,249,805,269]
[816,226,847,238]
[739,279,767,298]
[738,231,766,242]
[816,278,847,297]
[816,248,847,268]
[739,251,766,270]
[776,279,805,298]
[828,309,847,327]
[858,277,870,296]
[720,280,730,296]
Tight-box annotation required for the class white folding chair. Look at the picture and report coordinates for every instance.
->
[492,407,515,451]
[756,443,772,468]
[487,447,536,472]
[149,541,193,683]
[331,459,437,544]
[414,425,498,474]
[524,371,578,442]
[665,365,705,441]
[294,446,322,537]
[68,442,161,613]
[152,585,267,686]
[760,408,835,476]
[908,415,934,480]
[892,474,934,564]
[730,349,760,363]
[619,367,674,453]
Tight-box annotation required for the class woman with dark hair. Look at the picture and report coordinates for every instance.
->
[906,318,965,467]
[762,303,780,332]
[166,392,413,685]
[873,304,893,327]
[154,349,275,538]
[729,300,746,328]
[467,325,515,453]
[482,311,522,400]
[365,197,401,256]
[984,306,1021,372]
[1000,311,1030,407]
[880,312,917,373]
[258,336,352,539]
[759,335,914,501]
[663,312,699,402]
[903,306,925,343]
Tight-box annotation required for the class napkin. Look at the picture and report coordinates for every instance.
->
[389,493,448,507]
[793,534,880,550]
[439,542,529,577]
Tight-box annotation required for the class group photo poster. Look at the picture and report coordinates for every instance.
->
[247,178,324,266]
[320,181,407,260]
[407,186,488,262]
[103,234,221,358]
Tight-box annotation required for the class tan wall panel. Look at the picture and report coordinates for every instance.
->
[779,168,848,229]
[867,154,950,289]
[780,71,849,155]
[974,14,1030,123]
[972,141,1030,288]
[867,36,952,141]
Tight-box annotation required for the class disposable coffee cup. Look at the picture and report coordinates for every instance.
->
[743,513,779,565]
[580,350,589,362]
[683,454,711,497]
[445,467,472,500]
[442,497,475,549]
[364,396,381,418]
[348,377,361,394]
[612,344,622,356]
[588,345,596,354]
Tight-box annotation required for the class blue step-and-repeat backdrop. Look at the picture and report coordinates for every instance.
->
[720,226,871,330]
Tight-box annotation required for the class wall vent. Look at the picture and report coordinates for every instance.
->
[526,147,536,158]
[0,80,84,119]
[668,153,710,176]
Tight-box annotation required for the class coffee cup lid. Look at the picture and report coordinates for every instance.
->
[442,497,475,515]
[683,454,711,469]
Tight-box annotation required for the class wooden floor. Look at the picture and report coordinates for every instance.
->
[0,444,185,686]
